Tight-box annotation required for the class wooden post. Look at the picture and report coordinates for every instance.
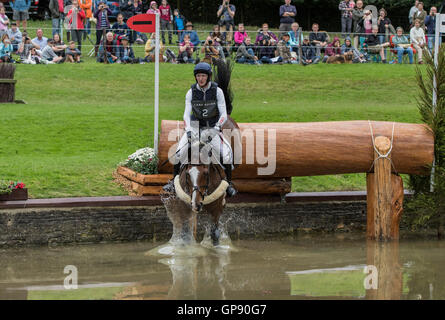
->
[0,64,16,103]
[366,136,404,241]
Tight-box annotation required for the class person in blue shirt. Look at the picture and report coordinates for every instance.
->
[173,9,186,42]
[9,0,31,32]
[179,21,200,47]
[0,34,13,62]
[425,6,439,51]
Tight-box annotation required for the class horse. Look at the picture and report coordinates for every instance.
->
[162,117,241,247]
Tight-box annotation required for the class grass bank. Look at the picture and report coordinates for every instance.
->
[0,62,420,198]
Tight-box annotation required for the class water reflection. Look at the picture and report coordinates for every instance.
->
[0,236,444,300]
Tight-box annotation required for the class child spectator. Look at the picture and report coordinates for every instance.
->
[0,6,9,38]
[235,37,259,64]
[9,0,30,33]
[178,34,195,63]
[66,40,82,62]
[146,1,160,14]
[323,36,342,63]
[112,13,130,39]
[358,9,373,36]
[234,23,248,50]
[24,46,41,64]
[7,23,22,53]
[179,22,200,47]
[0,34,13,62]
[410,18,426,64]
[392,27,414,64]
[173,9,186,43]
[159,0,173,45]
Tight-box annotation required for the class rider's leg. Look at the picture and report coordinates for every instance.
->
[223,164,237,197]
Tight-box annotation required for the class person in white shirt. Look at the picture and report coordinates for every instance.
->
[410,18,426,64]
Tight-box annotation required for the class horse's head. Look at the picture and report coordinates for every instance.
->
[185,164,209,213]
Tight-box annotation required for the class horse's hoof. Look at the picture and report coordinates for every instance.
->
[226,185,237,198]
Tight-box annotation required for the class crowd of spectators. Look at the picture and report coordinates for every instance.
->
[0,0,442,65]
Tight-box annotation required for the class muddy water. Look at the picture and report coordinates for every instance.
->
[0,234,444,300]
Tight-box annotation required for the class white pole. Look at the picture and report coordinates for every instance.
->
[431,14,441,192]
[154,13,160,155]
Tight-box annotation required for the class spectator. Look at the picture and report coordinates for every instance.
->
[118,36,139,63]
[144,32,165,62]
[79,0,93,40]
[323,36,342,63]
[358,9,373,38]
[159,0,173,45]
[309,23,327,56]
[425,6,438,51]
[201,35,221,64]
[66,40,82,62]
[173,9,186,43]
[288,22,302,53]
[410,18,426,64]
[178,34,195,64]
[94,1,112,56]
[364,26,387,63]
[49,0,64,37]
[392,27,414,64]
[277,33,296,64]
[52,33,67,58]
[179,21,200,48]
[279,0,296,34]
[0,34,13,62]
[339,0,354,38]
[146,1,159,14]
[9,0,30,32]
[217,0,235,45]
[24,46,42,64]
[7,23,22,52]
[352,0,365,49]
[0,6,9,38]
[377,9,394,44]
[341,36,366,63]
[66,0,86,51]
[236,37,259,64]
[412,2,426,28]
[409,1,419,26]
[17,34,34,62]
[256,23,278,64]
[234,23,248,47]
[121,0,142,20]
[32,29,48,50]
[112,13,130,38]
[41,39,64,63]
[97,31,119,63]
[301,36,319,65]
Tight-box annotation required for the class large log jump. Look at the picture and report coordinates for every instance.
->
[157,120,434,241]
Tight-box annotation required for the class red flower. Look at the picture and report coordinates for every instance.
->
[15,183,25,189]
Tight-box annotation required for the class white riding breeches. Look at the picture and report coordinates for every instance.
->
[175,129,233,166]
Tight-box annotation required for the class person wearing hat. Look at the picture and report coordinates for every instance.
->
[163,62,237,197]
[146,1,160,14]
[118,35,137,63]
[180,21,200,48]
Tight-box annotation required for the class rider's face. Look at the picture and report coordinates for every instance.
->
[196,73,208,87]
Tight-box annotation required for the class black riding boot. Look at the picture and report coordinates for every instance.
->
[163,163,181,193]
[224,164,237,197]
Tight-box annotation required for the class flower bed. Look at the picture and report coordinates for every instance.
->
[0,181,28,201]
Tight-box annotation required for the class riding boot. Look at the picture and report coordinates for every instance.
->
[162,162,181,193]
[224,164,237,197]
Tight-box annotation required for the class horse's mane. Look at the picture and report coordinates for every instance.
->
[212,59,234,115]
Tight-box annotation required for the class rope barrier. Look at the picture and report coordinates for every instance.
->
[368,120,398,174]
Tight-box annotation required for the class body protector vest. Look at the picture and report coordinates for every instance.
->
[190,82,219,128]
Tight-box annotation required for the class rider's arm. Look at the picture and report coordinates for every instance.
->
[215,87,227,130]
[184,89,193,132]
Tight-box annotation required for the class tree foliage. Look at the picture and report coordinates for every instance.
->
[405,46,445,238]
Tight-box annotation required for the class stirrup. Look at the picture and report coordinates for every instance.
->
[226,183,237,198]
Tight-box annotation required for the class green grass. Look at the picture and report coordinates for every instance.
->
[0,23,422,198]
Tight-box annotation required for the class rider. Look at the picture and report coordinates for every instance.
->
[163,62,237,197]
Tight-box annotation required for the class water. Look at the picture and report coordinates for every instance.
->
[1,234,445,300]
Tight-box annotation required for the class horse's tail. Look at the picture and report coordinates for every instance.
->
[212,58,234,115]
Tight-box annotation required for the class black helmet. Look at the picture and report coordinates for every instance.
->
[194,62,212,78]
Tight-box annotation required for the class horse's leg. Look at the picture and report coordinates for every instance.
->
[210,206,224,246]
